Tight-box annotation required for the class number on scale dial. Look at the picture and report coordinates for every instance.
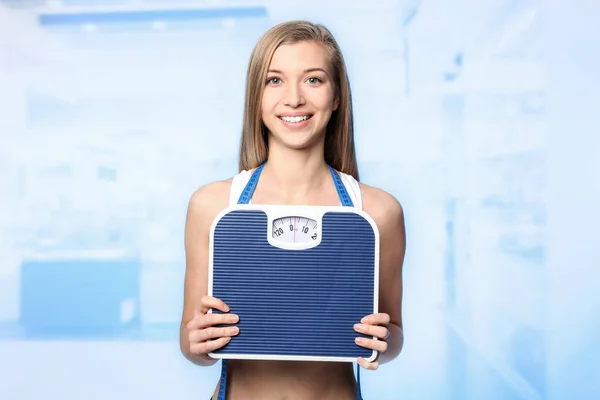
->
[272,216,318,243]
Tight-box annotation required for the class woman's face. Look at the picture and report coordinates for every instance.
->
[261,40,339,150]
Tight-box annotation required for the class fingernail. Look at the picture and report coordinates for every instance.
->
[361,317,369,324]
[355,337,364,344]
[230,327,239,335]
[229,314,238,322]
[354,323,363,330]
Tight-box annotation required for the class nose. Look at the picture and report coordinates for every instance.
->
[283,83,305,108]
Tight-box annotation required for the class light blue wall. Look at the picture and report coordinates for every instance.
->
[0,1,598,399]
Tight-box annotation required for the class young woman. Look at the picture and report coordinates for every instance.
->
[180,20,406,400]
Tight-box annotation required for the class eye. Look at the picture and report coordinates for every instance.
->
[266,77,281,85]
[307,77,323,85]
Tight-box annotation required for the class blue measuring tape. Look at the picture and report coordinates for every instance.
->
[237,163,355,207]
[235,163,265,205]
[217,163,362,400]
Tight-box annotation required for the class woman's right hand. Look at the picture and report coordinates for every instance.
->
[186,295,240,359]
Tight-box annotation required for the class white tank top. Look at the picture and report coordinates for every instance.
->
[228,168,363,209]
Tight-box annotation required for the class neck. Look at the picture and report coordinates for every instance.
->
[261,140,331,199]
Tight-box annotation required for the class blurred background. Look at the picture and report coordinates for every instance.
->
[0,0,598,399]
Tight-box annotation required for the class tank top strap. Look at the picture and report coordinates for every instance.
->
[228,169,257,207]
[236,163,265,205]
[338,171,363,210]
[328,165,354,207]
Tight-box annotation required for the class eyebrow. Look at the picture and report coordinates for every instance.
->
[267,68,329,75]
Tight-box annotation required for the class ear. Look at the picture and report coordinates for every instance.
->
[333,96,340,111]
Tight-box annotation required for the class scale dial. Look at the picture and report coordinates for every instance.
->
[272,216,318,243]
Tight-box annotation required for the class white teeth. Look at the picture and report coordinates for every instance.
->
[280,115,310,123]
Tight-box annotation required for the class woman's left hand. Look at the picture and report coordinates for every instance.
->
[353,313,391,370]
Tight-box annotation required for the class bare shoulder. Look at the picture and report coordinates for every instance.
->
[359,183,405,231]
[184,177,236,252]
[181,177,233,319]
[359,184,406,329]
[186,178,234,224]
[180,177,235,360]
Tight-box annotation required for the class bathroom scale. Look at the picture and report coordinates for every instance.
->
[207,204,380,363]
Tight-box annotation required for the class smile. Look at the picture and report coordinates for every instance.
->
[279,115,313,123]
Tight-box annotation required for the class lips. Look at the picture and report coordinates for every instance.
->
[278,114,313,123]
[277,113,314,130]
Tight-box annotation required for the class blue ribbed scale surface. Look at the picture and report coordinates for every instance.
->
[210,209,377,360]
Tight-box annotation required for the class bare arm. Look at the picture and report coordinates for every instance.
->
[180,180,234,366]
[374,194,406,364]
[360,185,407,366]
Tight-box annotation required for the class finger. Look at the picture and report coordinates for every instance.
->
[202,326,240,342]
[187,312,239,331]
[201,312,239,329]
[191,326,240,343]
[354,323,389,340]
[190,336,232,356]
[200,295,231,314]
[357,357,379,371]
[355,337,388,353]
[361,313,390,326]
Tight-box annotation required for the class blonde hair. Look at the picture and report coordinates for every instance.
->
[238,20,359,181]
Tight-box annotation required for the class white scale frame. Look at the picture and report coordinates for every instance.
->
[207,204,381,363]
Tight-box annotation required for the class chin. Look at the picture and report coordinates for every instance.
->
[270,130,323,150]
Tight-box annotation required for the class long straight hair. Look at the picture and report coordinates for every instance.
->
[237,20,359,181]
